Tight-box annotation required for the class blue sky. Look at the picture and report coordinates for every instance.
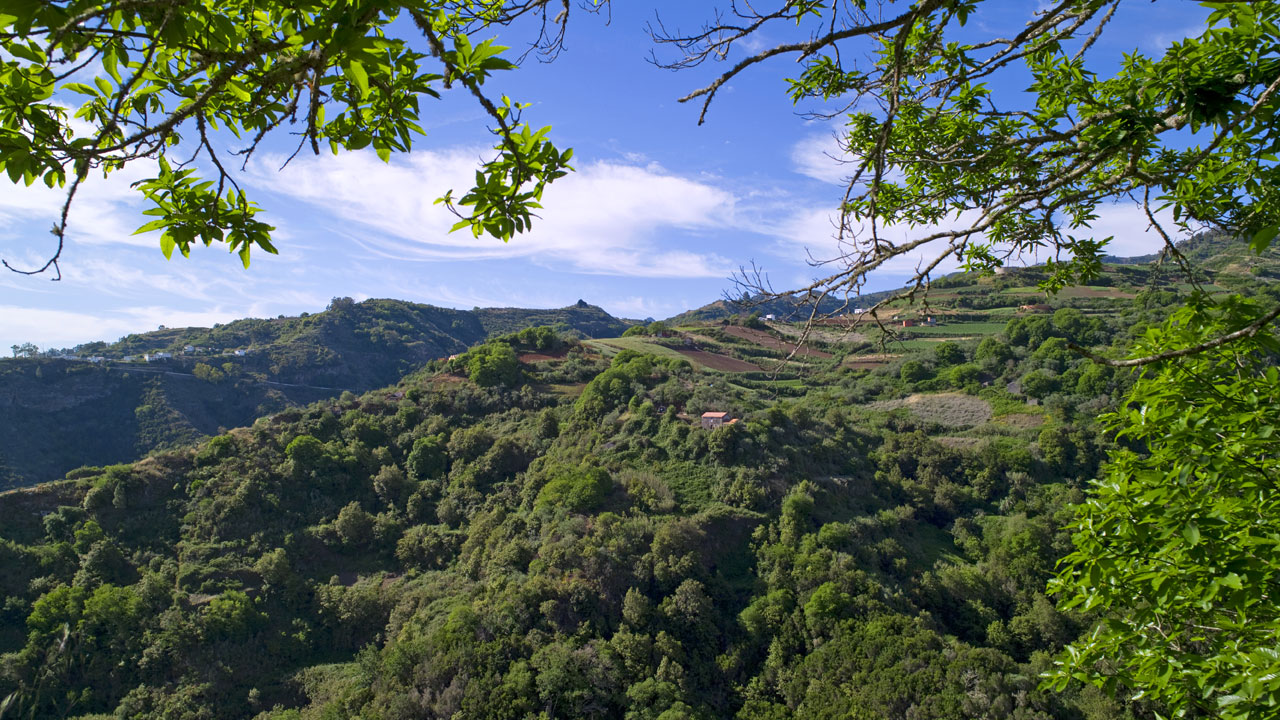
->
[0,1,1211,350]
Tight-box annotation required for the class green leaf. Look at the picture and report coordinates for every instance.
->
[1252,225,1280,252]
[346,60,369,99]
[1182,522,1201,546]
[62,82,99,96]
[133,219,169,235]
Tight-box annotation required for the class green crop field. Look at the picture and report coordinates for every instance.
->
[586,338,690,363]
[906,322,1007,337]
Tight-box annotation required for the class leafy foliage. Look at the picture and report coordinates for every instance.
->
[0,321,1124,719]
[1050,298,1280,718]
[0,0,580,274]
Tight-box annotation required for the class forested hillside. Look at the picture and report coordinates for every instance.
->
[2,234,1277,719]
[4,0,1277,714]
[0,330,1114,719]
[0,300,630,488]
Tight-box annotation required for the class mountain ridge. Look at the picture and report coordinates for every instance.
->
[0,298,631,488]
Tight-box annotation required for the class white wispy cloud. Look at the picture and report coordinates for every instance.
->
[767,196,1182,292]
[790,133,855,184]
[766,206,972,281]
[0,157,161,257]
[1069,201,1184,258]
[600,295,689,320]
[1,305,237,350]
[245,149,739,278]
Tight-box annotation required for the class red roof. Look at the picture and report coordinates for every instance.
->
[702,411,729,418]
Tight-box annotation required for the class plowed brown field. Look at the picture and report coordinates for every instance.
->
[674,349,761,372]
[721,325,832,358]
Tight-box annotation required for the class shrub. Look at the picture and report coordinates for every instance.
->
[335,502,374,546]
[933,342,965,366]
[194,434,235,468]
[467,342,521,387]
[536,467,612,513]
[899,360,930,383]
[407,435,447,481]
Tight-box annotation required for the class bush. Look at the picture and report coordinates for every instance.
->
[335,502,374,546]
[194,434,235,468]
[948,363,982,390]
[396,524,460,569]
[407,435,447,481]
[536,467,612,513]
[933,342,965,366]
[467,342,521,387]
[975,337,1013,366]
[1020,370,1060,399]
[899,360,930,383]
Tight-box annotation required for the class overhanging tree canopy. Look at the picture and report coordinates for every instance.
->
[4,0,1278,297]
[0,0,579,277]
[647,1,1280,317]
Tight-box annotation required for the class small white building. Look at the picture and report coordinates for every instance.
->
[233,349,247,357]
[183,345,196,354]
[145,352,173,362]
[764,314,776,321]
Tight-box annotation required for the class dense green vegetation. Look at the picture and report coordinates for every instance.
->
[2,235,1278,718]
[1,328,1115,719]
[5,0,1278,711]
[0,300,629,488]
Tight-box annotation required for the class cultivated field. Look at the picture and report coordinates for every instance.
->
[720,325,833,357]
[674,349,761,372]
[869,392,994,428]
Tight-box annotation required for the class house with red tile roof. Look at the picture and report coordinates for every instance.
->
[701,411,730,429]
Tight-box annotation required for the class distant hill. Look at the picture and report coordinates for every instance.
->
[672,231,1277,324]
[1102,229,1280,277]
[665,288,903,325]
[0,298,630,488]
[68,297,630,388]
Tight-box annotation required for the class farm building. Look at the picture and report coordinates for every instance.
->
[701,411,731,429]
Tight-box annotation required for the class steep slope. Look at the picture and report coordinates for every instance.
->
[0,299,630,487]
[0,327,1129,720]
